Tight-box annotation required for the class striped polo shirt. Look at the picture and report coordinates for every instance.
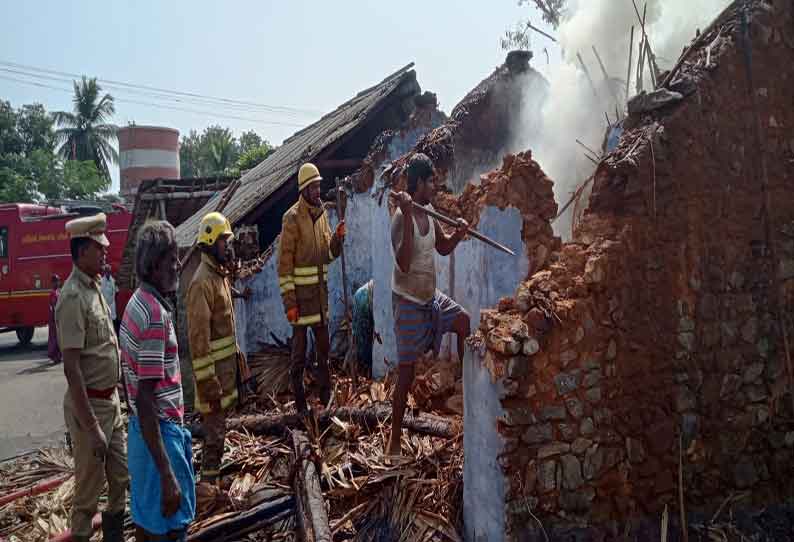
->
[120,283,184,424]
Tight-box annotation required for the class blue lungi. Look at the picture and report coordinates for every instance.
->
[128,416,196,535]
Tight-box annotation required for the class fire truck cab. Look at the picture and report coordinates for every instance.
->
[0,202,132,345]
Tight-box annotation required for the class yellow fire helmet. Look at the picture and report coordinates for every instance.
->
[298,163,322,192]
[197,211,234,246]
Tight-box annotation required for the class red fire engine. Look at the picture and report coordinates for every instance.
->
[0,202,132,345]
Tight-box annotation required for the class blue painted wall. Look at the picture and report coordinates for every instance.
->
[464,347,507,541]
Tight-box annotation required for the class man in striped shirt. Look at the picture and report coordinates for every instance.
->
[120,221,195,541]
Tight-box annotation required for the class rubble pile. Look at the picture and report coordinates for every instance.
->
[471,0,794,539]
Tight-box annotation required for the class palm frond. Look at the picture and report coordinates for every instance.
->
[93,94,116,123]
[93,123,118,142]
[52,111,78,129]
[95,137,119,165]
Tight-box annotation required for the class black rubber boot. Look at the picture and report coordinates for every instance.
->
[317,359,332,408]
[101,511,125,542]
[320,386,332,408]
[290,365,308,414]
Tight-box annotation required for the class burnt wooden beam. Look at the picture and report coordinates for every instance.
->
[314,159,363,169]
[186,495,294,542]
[223,403,460,440]
[292,430,331,542]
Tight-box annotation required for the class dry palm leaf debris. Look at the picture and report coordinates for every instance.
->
[0,357,464,542]
[0,448,84,541]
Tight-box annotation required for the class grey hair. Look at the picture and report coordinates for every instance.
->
[135,220,177,283]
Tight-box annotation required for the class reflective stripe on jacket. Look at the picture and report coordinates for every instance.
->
[277,197,341,326]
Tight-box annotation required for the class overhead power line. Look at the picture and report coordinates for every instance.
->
[0,59,324,117]
[0,74,307,128]
[0,65,297,118]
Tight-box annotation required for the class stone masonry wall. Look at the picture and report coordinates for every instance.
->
[470,1,794,539]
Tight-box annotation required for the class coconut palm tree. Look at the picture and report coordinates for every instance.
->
[54,77,118,180]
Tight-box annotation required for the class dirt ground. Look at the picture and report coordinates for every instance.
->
[0,327,67,461]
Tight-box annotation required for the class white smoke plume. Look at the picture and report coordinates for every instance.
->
[515,0,732,238]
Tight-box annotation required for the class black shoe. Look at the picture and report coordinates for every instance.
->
[101,511,125,542]
[320,387,332,408]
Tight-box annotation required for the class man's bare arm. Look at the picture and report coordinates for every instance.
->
[392,197,415,273]
[434,217,468,256]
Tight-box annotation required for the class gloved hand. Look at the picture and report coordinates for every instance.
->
[335,220,346,240]
[287,307,299,323]
[197,376,222,402]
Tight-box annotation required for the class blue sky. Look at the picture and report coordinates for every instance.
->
[0,1,558,192]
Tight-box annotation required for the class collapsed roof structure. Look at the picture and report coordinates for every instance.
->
[175,64,422,253]
[117,176,236,289]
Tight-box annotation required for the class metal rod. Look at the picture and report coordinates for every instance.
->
[335,179,356,381]
[632,0,660,86]
[626,26,635,103]
[335,182,351,322]
[388,191,516,256]
[577,52,599,98]
[636,4,647,94]
[525,21,557,43]
[592,45,620,107]
[575,138,601,161]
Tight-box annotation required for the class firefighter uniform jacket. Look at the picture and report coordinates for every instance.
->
[187,253,240,413]
[278,197,342,326]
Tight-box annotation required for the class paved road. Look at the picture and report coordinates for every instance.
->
[0,327,67,461]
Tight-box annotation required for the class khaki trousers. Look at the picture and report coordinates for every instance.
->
[63,392,128,537]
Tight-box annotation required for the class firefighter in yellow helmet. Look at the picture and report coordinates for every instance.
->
[186,211,249,484]
[278,163,346,413]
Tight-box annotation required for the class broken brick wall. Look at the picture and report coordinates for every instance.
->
[470,1,794,539]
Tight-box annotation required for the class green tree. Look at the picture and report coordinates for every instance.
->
[0,100,24,155]
[0,100,110,203]
[18,104,55,154]
[238,130,263,154]
[502,0,567,51]
[200,125,237,175]
[234,143,274,175]
[521,0,566,28]
[0,166,36,202]
[60,160,109,200]
[179,129,201,178]
[54,76,118,180]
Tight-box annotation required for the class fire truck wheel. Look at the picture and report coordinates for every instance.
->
[15,327,34,346]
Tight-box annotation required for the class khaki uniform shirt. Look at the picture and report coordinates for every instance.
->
[56,266,120,396]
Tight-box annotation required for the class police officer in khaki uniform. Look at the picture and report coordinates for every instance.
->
[56,213,127,542]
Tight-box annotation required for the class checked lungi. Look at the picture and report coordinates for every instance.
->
[392,290,464,365]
